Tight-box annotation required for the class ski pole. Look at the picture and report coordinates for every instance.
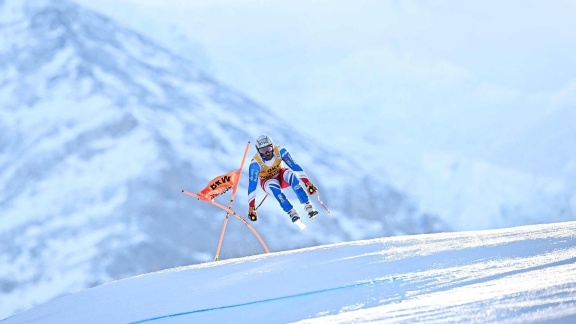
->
[255,194,268,210]
[316,190,331,214]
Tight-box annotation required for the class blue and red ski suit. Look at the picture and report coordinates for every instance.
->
[248,145,312,212]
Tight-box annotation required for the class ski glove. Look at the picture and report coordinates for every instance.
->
[248,209,258,221]
[305,182,318,195]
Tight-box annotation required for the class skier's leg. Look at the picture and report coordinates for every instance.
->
[282,169,309,204]
[262,176,302,224]
[262,178,293,212]
[282,169,318,220]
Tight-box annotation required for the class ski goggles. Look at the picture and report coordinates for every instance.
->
[258,145,273,154]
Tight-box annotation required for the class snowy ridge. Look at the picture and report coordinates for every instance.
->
[386,150,576,231]
[3,221,575,323]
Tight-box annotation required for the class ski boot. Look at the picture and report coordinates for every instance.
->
[288,208,300,223]
[304,202,318,221]
[288,208,307,230]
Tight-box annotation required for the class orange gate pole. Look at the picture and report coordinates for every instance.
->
[212,141,251,261]
[182,142,270,260]
[182,190,270,255]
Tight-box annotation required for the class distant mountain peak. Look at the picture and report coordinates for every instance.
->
[1,0,210,109]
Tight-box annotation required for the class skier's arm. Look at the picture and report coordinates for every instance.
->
[279,147,305,174]
[279,147,317,194]
[247,160,260,209]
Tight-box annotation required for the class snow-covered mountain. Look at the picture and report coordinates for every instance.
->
[3,221,576,323]
[0,0,446,318]
[365,133,576,232]
[70,1,576,236]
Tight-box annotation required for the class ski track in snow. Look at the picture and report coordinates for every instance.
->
[130,277,398,323]
[3,221,575,323]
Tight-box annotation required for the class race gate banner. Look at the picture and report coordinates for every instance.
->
[196,170,239,202]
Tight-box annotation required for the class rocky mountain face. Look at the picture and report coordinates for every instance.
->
[0,0,446,318]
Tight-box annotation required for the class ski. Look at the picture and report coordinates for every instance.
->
[294,218,307,230]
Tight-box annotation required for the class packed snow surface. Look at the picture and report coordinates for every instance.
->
[4,221,575,323]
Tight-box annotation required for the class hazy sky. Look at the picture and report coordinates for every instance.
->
[75,0,576,158]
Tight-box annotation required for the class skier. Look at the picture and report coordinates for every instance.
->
[247,135,319,225]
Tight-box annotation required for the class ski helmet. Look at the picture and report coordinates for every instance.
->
[255,135,273,150]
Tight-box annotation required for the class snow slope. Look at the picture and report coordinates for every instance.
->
[4,221,575,323]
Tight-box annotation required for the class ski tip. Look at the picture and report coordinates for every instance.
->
[294,220,307,230]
